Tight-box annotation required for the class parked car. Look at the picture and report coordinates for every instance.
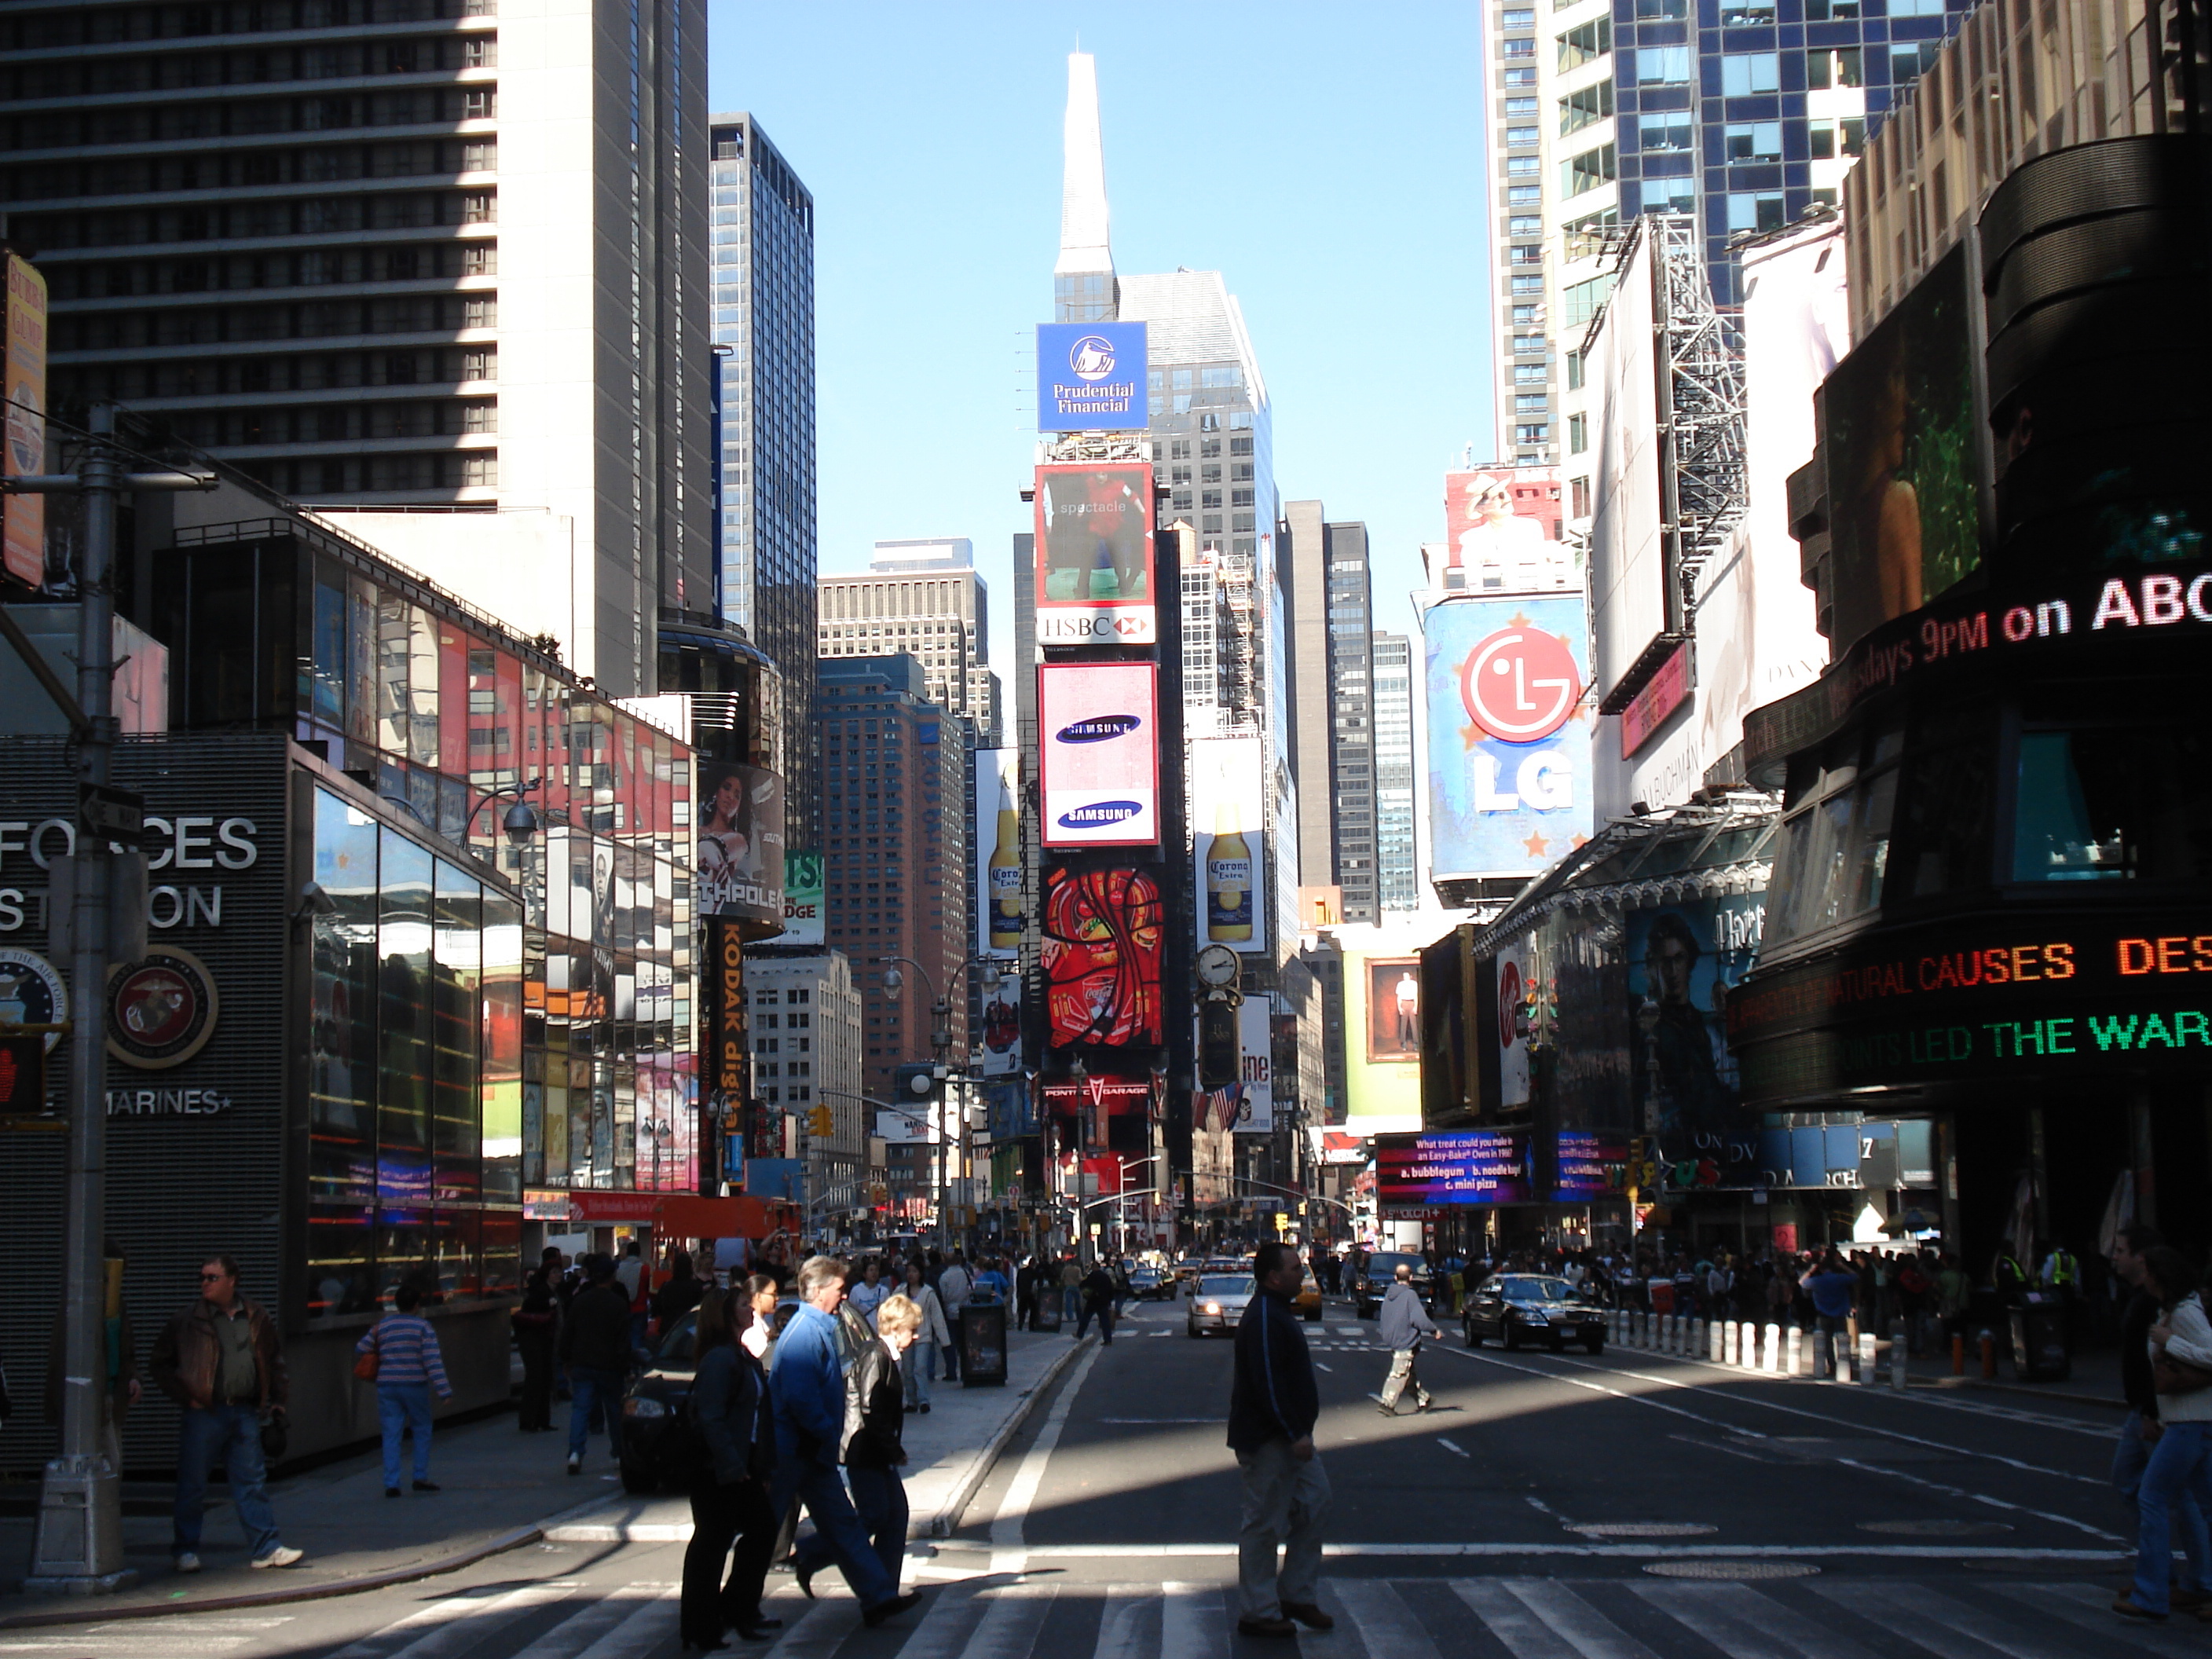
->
[1463,1273,1607,1353]
[1186,1273,1255,1338]
[618,1297,799,1493]
[1350,1251,1434,1320]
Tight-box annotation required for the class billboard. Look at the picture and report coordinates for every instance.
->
[976,748,1022,958]
[1375,1130,1534,1207]
[1190,734,1267,955]
[1628,895,1763,1181]
[977,966,1023,1077]
[1038,661,1159,846]
[1037,320,1148,432]
[1035,462,1156,645]
[1495,934,1532,1110]
[1825,242,1982,657]
[1342,944,1422,1133]
[1428,466,1570,598]
[1425,593,1594,879]
[781,850,824,947]
[4,251,47,589]
[697,762,786,925]
[1555,1131,1630,1199]
[1232,998,1273,1134]
[1588,229,1665,704]
[1040,865,1163,1049]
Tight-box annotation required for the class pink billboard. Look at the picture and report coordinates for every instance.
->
[1038,661,1159,848]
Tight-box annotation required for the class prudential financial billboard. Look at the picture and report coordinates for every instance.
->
[1037,321,1148,431]
[1425,594,1594,881]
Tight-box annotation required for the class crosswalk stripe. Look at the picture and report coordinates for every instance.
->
[878,1584,988,1659]
[566,1586,679,1659]
[1159,1580,1229,1658]
[320,1585,575,1659]
[755,1597,852,1659]
[1503,1578,1661,1659]
[1810,1579,2072,1659]
[1330,1579,1444,1658]
[368,1582,581,1659]
[1635,1580,1879,1659]
[2028,1581,2209,1657]
[1449,1578,1585,1659]
[959,1584,1057,1658]
[1089,1583,1154,1659]
[510,1586,675,1659]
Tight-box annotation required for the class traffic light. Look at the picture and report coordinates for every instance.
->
[807,1104,833,1137]
[1197,1000,1238,1090]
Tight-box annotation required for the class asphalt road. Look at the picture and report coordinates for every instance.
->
[0,1294,2176,1657]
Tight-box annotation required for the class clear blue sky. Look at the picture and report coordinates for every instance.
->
[707,2,1492,648]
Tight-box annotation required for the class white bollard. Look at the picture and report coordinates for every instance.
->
[1740,1322,1758,1371]
[1890,1325,1908,1391]
[1690,1317,1704,1359]
[1786,1326,1804,1377]
[1859,1331,1878,1386]
[1672,1315,1686,1354]
[1632,1312,1645,1348]
[1763,1322,1783,1375]
[1723,1321,1738,1365]
[1708,1319,1723,1362]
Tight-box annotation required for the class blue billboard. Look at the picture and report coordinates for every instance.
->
[1424,593,1594,880]
[1037,321,1148,431]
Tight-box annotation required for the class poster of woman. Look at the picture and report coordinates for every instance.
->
[696,763,786,925]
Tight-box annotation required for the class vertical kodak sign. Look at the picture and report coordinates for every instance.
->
[712,920,747,1096]
[4,251,46,589]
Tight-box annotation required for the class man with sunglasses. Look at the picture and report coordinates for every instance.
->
[150,1255,302,1573]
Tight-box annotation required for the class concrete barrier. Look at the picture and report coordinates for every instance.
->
[1859,1331,1878,1386]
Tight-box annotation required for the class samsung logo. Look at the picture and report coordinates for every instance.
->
[1056,715,1142,744]
[1058,801,1144,827]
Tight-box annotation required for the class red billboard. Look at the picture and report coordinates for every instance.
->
[1041,866,1163,1049]
[1428,465,1569,598]
[1035,462,1156,645]
[1038,661,1159,847]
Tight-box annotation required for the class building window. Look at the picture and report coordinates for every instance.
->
[1514,394,1550,412]
[1504,66,1537,86]
[1638,46,1691,83]
[1508,185,1541,206]
[1719,0,1777,20]
[1566,350,1585,390]
[1510,244,1544,266]
[1502,7,1536,24]
[1508,214,1544,236]
[1804,0,1860,14]
[1891,41,1941,84]
[1504,95,1539,115]
[1720,53,1780,95]
[1558,17,1610,69]
[1569,413,1588,454]
[1515,423,1551,443]
[1508,126,1540,147]
[1641,115,1694,152]
[1807,46,1863,88]
[1507,156,1541,175]
[1563,271,1616,326]
[1727,191,1787,233]
[1572,476,1591,517]
[1514,363,1547,384]
[1511,273,1544,295]
[1808,118,1867,158]
[1561,143,1617,199]
[1726,121,1783,163]
[1559,81,1615,135]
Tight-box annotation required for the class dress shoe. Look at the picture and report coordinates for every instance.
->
[793,1558,817,1599]
[862,1591,923,1628]
[386,1486,402,1498]
[2113,1594,2169,1621]
[679,1636,729,1653]
[412,1480,441,1492]
[1237,1613,1298,1637]
[1282,1601,1335,1631]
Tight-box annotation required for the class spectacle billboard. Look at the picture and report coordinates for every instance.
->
[1427,466,1571,599]
[1375,1130,1534,1207]
[1425,594,1593,880]
[1038,661,1159,847]
[1040,865,1163,1049]
[1190,734,1267,954]
[976,748,1022,958]
[1035,463,1156,646]
[1036,320,1148,432]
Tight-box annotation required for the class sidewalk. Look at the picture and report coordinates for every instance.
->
[0,1322,1093,1628]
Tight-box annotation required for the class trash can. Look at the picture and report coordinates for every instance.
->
[2009,1296,2070,1381]
[962,1300,1010,1386]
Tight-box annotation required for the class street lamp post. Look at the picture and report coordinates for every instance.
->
[876,954,1002,1251]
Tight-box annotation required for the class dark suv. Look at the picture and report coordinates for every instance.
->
[1350,1251,1435,1320]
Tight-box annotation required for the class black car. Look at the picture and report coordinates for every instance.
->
[1126,1265,1175,1301]
[617,1297,799,1493]
[1463,1273,1606,1353]
[1350,1251,1435,1320]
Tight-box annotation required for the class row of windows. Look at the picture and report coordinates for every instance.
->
[243,450,494,493]
[167,398,493,446]
[2,87,492,152]
[47,242,491,304]
[55,293,493,352]
[65,345,492,406]
[6,32,489,99]
[4,1,486,52]
[5,140,493,204]
[21,189,492,251]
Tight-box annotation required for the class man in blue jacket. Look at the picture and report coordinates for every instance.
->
[1227,1242,1333,1639]
[768,1257,921,1629]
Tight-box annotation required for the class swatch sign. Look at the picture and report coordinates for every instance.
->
[1038,662,1159,848]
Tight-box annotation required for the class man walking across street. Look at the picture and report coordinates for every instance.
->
[2110,1225,2208,1580]
[769,1256,921,1629]
[560,1255,634,1475]
[1226,1240,1334,1640]
[150,1256,303,1573]
[1376,1261,1438,1415]
[1075,1258,1118,1346]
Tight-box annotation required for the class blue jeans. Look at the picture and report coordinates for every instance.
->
[378,1382,435,1488]
[902,1342,934,1408]
[943,1314,961,1380]
[1061,1287,1080,1322]
[2134,1419,2212,1613]
[776,1459,895,1608]
[173,1404,280,1559]
[567,1364,626,1462]
[1076,1302,1115,1344]
[846,1464,909,1595]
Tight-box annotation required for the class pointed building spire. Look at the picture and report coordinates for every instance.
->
[1054,52,1117,320]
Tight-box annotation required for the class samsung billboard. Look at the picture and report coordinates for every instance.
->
[1038,661,1159,847]
[1037,320,1148,431]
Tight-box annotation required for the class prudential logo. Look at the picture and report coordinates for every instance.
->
[1069,335,1116,382]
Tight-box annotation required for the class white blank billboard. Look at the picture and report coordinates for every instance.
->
[1587,229,1664,705]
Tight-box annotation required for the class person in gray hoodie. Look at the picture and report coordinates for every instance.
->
[1376,1262,1439,1415]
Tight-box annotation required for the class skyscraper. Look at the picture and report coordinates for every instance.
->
[709,112,819,847]
[2,0,713,699]
[1481,0,1951,484]
[818,543,1001,745]
[1371,632,1421,913]
[1283,505,1379,925]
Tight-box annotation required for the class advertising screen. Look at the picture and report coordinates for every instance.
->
[1428,466,1569,598]
[977,966,1022,1078]
[1040,865,1163,1049]
[1036,320,1148,432]
[1825,243,1983,656]
[1035,463,1156,645]
[5,252,47,589]
[1496,935,1532,1110]
[1629,895,1763,1182]
[1038,662,1159,847]
[976,748,1022,958]
[1588,231,1665,703]
[1425,594,1593,880]
[1342,945,1423,1133]
[1375,1130,1533,1207]
[1555,1132,1630,1199]
[781,850,823,946]
[1232,998,1274,1134]
[1190,734,1268,955]
[698,763,786,926]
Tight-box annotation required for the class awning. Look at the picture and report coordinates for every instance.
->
[531,1189,800,1238]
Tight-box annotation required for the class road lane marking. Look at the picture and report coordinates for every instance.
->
[324,1583,585,1659]
[1831,1456,2120,1540]
[1505,1577,1661,1659]
[1159,1580,1228,1659]
[2027,1582,2210,1659]
[1332,1580,1445,1658]
[989,1338,1103,1576]
[1436,1437,1471,1458]
[1449,1579,1583,1659]
[1007,1541,2122,1560]
[1088,1582,1153,1659]
[1314,1361,1333,1372]
[1813,1578,2086,1659]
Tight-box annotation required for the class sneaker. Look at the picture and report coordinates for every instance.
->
[1236,1614,1298,1638]
[1282,1602,1336,1632]
[174,1551,201,1574]
[2113,1594,2169,1621]
[566,1453,581,1476]
[861,1591,923,1628]
[251,1545,305,1569]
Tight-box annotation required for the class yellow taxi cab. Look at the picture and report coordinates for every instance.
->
[1294,1265,1324,1322]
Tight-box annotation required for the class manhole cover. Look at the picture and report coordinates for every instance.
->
[1858,1518,2012,1536]
[1644,1561,1822,1580]
[1573,1523,1719,1537]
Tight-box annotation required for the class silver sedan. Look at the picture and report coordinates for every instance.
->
[1185,1273,1255,1338]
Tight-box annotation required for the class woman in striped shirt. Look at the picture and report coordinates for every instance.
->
[356,1283,453,1497]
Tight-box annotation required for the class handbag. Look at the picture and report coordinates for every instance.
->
[353,1336,380,1382]
[2155,1352,2212,1394]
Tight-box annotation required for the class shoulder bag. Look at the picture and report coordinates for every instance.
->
[353,1328,381,1382]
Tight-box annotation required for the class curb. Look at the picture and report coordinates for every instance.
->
[0,1491,617,1633]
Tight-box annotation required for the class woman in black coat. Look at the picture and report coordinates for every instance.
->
[511,1260,560,1432]
[679,1291,781,1650]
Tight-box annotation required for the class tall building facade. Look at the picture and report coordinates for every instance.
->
[1283,505,1381,924]
[709,112,818,847]
[817,541,1001,744]
[815,655,969,1107]
[1,0,713,699]
[742,950,862,1222]
[1480,0,1957,486]
[1371,631,1420,913]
